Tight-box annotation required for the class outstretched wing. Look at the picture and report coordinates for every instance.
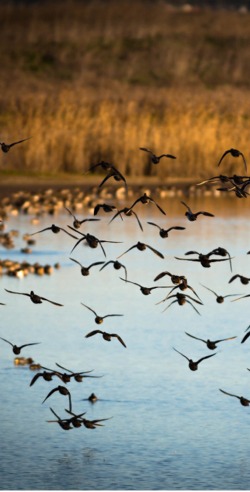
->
[145,244,164,259]
[219,388,240,399]
[39,296,63,306]
[185,332,205,343]
[81,303,98,316]
[217,150,230,167]
[111,334,127,348]
[85,330,103,338]
[197,353,216,365]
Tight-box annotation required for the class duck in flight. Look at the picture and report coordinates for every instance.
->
[81,303,123,324]
[29,224,78,239]
[94,203,117,216]
[139,147,176,164]
[173,347,216,371]
[85,329,126,348]
[129,193,166,215]
[200,284,240,303]
[0,337,40,354]
[120,277,170,296]
[98,168,127,191]
[30,369,59,386]
[181,201,214,221]
[65,206,100,229]
[160,292,203,315]
[117,241,164,259]
[55,363,102,382]
[219,389,250,406]
[65,409,112,429]
[147,222,185,238]
[42,385,72,412]
[229,274,250,285]
[217,148,247,172]
[4,288,63,306]
[69,258,105,276]
[68,227,122,256]
[0,137,31,153]
[47,407,73,431]
[109,207,143,231]
[99,260,128,281]
[185,332,237,350]
[153,271,186,284]
[175,251,232,269]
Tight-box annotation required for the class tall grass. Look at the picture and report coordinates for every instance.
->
[0,1,250,179]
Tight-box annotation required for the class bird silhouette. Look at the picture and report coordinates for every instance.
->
[181,201,214,221]
[65,409,111,429]
[47,408,73,431]
[241,325,250,344]
[42,385,72,412]
[0,337,40,354]
[68,227,122,255]
[129,193,166,215]
[161,279,201,301]
[30,369,59,386]
[94,203,117,216]
[147,222,185,238]
[117,241,164,259]
[139,147,176,164]
[219,389,250,406]
[175,251,231,269]
[173,347,216,371]
[81,303,123,324]
[87,160,119,173]
[85,329,126,348]
[65,206,100,229]
[4,289,63,306]
[232,294,250,303]
[217,148,247,172]
[153,271,186,284]
[0,137,31,153]
[109,207,143,231]
[69,258,105,276]
[160,292,203,315]
[120,277,171,295]
[98,169,127,191]
[209,246,233,272]
[99,260,128,281]
[29,224,78,239]
[229,274,250,285]
[185,332,237,350]
[200,284,240,303]
[55,363,101,382]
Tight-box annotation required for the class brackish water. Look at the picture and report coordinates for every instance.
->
[0,195,250,490]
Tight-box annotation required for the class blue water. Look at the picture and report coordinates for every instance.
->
[0,195,250,490]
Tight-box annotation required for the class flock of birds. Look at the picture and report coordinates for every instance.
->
[1,136,250,431]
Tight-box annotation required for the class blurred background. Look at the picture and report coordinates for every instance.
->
[0,0,250,180]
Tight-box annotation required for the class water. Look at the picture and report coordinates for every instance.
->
[0,195,250,490]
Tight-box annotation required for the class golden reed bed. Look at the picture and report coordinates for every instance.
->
[0,1,250,180]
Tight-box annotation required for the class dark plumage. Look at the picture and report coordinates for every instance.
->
[129,193,166,215]
[139,147,176,164]
[229,274,250,285]
[0,137,31,153]
[117,241,164,259]
[181,201,214,221]
[4,289,63,306]
[68,227,122,256]
[241,325,250,344]
[219,389,250,406]
[0,337,40,354]
[185,332,237,350]
[109,207,143,231]
[29,224,78,239]
[94,203,117,216]
[42,385,72,412]
[147,222,185,238]
[81,303,123,324]
[160,292,203,315]
[173,347,216,371]
[120,277,171,296]
[85,329,126,348]
[100,260,128,281]
[65,206,100,229]
[69,257,105,276]
[200,284,240,303]
[217,148,247,172]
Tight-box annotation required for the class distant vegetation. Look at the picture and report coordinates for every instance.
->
[0,0,250,179]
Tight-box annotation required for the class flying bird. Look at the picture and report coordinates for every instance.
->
[219,389,250,406]
[69,258,105,276]
[55,363,101,382]
[42,385,72,412]
[81,303,123,324]
[181,201,214,221]
[147,222,185,238]
[139,147,176,164]
[129,193,166,215]
[29,224,77,239]
[109,207,143,231]
[200,284,240,303]
[85,330,126,348]
[229,274,250,285]
[117,241,164,259]
[185,332,237,350]
[120,277,171,296]
[173,347,216,371]
[217,148,247,172]
[98,169,127,191]
[0,337,40,354]
[68,227,122,256]
[0,137,31,153]
[47,408,73,431]
[154,271,186,284]
[4,289,63,306]
[93,203,117,216]
[160,292,203,315]
[99,260,128,281]
[65,206,100,229]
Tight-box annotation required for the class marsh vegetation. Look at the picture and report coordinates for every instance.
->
[1,1,250,179]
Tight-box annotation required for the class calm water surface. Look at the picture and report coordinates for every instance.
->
[0,196,250,490]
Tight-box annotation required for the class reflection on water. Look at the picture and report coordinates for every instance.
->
[0,196,250,490]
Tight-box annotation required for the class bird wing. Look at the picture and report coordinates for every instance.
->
[241,332,250,344]
[159,154,176,159]
[232,294,250,302]
[197,353,216,364]
[119,277,140,288]
[131,210,143,231]
[147,221,160,230]
[228,274,239,283]
[103,314,124,318]
[200,284,217,296]
[0,336,13,346]
[181,201,191,212]
[9,137,31,147]
[139,147,153,154]
[4,288,30,297]
[90,261,106,268]
[150,199,166,215]
[55,363,73,374]
[29,227,53,235]
[240,152,248,172]
[109,209,124,225]
[167,226,186,232]
[39,296,63,306]
[186,300,201,315]
[217,150,230,167]
[112,334,127,348]
[94,204,102,215]
[154,271,171,281]
[172,347,190,361]
[162,299,178,312]
[185,332,205,343]
[117,244,137,259]
[197,211,215,217]
[59,228,78,239]
[42,387,59,404]
[214,336,237,344]
[69,257,82,267]
[145,244,164,259]
[20,342,41,349]
[85,330,103,338]
[70,237,85,254]
[219,388,240,399]
[30,373,43,386]
[81,303,97,316]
